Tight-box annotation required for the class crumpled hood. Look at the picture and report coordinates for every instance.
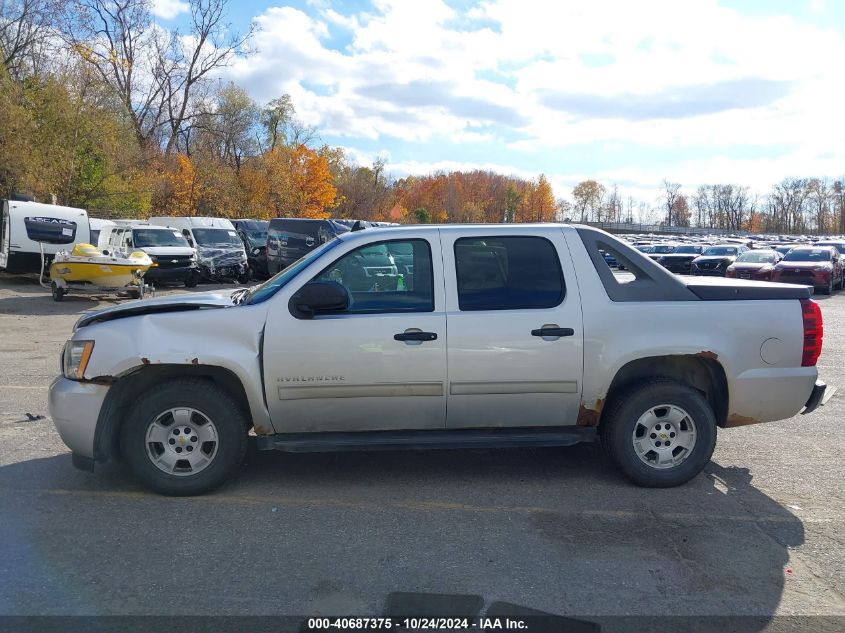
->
[197,247,244,265]
[75,290,234,329]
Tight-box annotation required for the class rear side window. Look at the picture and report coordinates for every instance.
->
[454,236,565,311]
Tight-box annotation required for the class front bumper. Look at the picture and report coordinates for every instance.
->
[48,376,109,462]
[802,380,835,415]
[145,265,195,281]
[199,262,246,280]
[691,267,726,277]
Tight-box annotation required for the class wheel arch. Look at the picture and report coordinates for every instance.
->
[93,364,253,465]
[594,354,729,429]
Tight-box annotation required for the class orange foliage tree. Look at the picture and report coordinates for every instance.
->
[262,144,336,218]
[153,153,202,216]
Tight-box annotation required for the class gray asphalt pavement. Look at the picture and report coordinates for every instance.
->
[0,272,843,623]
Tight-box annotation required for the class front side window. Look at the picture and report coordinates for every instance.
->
[313,239,434,313]
[454,236,565,311]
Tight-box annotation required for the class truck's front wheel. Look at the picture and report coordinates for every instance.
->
[120,378,248,496]
[601,379,716,487]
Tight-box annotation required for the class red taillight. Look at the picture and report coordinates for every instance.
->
[800,298,823,367]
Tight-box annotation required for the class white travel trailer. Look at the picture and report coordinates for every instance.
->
[0,199,91,273]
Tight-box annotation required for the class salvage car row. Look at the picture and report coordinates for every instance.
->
[611,236,845,295]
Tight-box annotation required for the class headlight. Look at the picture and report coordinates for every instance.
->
[726,265,735,272]
[759,265,773,272]
[63,340,95,380]
[814,265,831,271]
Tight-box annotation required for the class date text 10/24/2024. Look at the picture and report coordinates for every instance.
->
[306,617,530,630]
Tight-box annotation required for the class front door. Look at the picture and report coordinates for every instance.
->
[440,227,584,428]
[263,230,448,433]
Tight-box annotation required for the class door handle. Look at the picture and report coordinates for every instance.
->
[531,327,574,337]
[394,331,437,342]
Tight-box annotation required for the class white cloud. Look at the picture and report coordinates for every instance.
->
[221,0,845,198]
[151,0,189,20]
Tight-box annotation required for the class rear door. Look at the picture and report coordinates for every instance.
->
[441,226,584,428]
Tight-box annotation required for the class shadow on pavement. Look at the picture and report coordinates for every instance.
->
[0,446,803,624]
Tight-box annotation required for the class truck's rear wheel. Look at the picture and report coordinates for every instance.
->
[120,378,248,496]
[601,379,716,487]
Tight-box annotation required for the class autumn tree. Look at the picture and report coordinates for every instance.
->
[154,153,202,216]
[572,180,605,222]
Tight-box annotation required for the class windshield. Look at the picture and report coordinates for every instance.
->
[737,251,777,263]
[702,247,737,256]
[246,238,343,304]
[783,248,832,262]
[244,230,267,248]
[133,229,189,248]
[674,245,701,254]
[651,245,675,254]
[193,228,242,247]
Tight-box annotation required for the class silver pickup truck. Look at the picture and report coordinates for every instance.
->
[49,224,833,495]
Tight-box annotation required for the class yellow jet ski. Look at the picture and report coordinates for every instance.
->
[49,243,153,300]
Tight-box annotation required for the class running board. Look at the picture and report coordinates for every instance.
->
[255,426,597,453]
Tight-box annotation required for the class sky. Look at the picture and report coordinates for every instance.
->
[151,0,845,204]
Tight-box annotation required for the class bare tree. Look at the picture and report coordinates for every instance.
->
[0,0,61,79]
[64,0,252,152]
[662,179,681,226]
[160,0,254,156]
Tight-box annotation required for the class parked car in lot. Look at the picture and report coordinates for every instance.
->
[772,246,844,295]
[232,219,270,280]
[49,224,833,496]
[725,250,782,282]
[646,243,677,261]
[600,249,618,268]
[813,240,845,256]
[690,244,748,276]
[265,218,351,275]
[149,216,248,283]
[656,244,704,274]
[98,223,199,287]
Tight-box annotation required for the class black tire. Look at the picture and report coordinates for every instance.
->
[822,278,833,295]
[600,378,717,487]
[120,378,248,496]
[126,288,141,299]
[184,271,199,288]
[50,281,65,302]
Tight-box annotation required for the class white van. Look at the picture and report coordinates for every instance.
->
[98,222,199,287]
[88,218,116,250]
[148,216,247,282]
[0,199,90,273]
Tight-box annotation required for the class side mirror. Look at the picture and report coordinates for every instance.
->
[289,281,349,319]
